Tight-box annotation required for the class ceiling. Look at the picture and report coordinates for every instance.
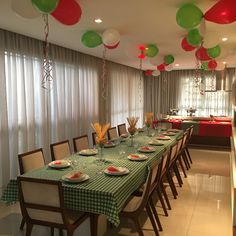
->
[0,0,236,71]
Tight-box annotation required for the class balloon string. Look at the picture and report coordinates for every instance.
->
[42,14,53,90]
[101,46,107,99]
[139,56,143,105]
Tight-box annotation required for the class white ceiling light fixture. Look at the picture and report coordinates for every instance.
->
[94,18,102,23]
[223,61,227,64]
[222,37,228,42]
[175,63,180,67]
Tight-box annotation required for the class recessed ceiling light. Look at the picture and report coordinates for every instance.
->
[222,37,228,42]
[223,61,227,64]
[94,18,102,23]
[175,63,179,67]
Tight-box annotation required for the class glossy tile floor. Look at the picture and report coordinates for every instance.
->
[0,148,232,236]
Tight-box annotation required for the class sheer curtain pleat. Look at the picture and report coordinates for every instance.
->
[109,63,144,127]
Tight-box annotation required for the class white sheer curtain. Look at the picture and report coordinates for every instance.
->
[0,30,100,191]
[109,63,144,127]
[178,69,234,116]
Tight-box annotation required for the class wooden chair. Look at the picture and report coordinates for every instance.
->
[91,132,97,147]
[18,148,46,230]
[185,125,194,164]
[17,176,89,236]
[107,127,119,140]
[117,123,127,136]
[120,164,161,236]
[50,140,71,161]
[73,135,89,152]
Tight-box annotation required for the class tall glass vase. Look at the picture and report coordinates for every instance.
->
[98,143,105,162]
[130,134,134,147]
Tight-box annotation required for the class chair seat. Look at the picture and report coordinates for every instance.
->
[122,195,142,213]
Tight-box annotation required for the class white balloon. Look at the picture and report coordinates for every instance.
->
[165,64,173,72]
[102,28,120,47]
[149,54,163,66]
[215,62,226,71]
[203,30,220,48]
[152,70,160,76]
[11,0,40,19]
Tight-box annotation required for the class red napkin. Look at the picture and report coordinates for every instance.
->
[141,146,151,150]
[106,141,113,145]
[69,172,82,179]
[130,154,140,158]
[54,161,61,165]
[107,166,119,172]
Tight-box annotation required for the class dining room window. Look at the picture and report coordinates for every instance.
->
[178,71,234,117]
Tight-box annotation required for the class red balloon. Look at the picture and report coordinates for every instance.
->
[104,42,120,49]
[145,70,153,76]
[157,64,165,71]
[195,47,211,61]
[138,53,145,59]
[51,0,82,25]
[208,60,217,70]
[181,37,196,51]
[204,0,236,24]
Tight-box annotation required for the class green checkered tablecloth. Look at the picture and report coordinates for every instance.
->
[1,131,182,226]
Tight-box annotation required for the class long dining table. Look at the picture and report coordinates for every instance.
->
[1,129,182,230]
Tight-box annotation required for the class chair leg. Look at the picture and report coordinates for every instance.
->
[167,173,178,199]
[186,147,193,164]
[59,229,63,236]
[132,217,144,236]
[157,188,168,216]
[51,227,54,236]
[173,163,183,187]
[20,218,25,230]
[149,197,163,232]
[178,157,187,178]
[146,203,160,236]
[182,151,190,169]
[160,182,171,210]
[90,213,99,236]
[26,223,33,236]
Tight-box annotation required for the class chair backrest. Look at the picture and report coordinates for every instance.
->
[149,158,162,194]
[176,135,184,156]
[117,123,127,136]
[18,148,45,175]
[91,132,97,147]
[107,127,118,140]
[73,135,89,152]
[182,131,189,149]
[130,166,153,212]
[50,140,71,161]
[17,176,67,225]
[167,142,178,167]
[160,150,170,178]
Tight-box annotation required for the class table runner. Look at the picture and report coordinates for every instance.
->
[1,131,182,226]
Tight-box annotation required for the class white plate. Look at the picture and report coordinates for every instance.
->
[104,142,116,148]
[48,160,70,169]
[162,132,176,136]
[148,140,164,146]
[104,167,129,176]
[78,149,98,156]
[167,129,179,133]
[156,135,171,140]
[120,133,129,138]
[62,173,90,183]
[128,154,148,161]
[138,146,156,153]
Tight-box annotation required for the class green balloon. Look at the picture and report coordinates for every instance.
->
[81,31,102,48]
[176,3,203,29]
[187,28,202,46]
[164,55,175,65]
[32,0,59,13]
[207,45,221,58]
[146,44,159,57]
[201,62,208,70]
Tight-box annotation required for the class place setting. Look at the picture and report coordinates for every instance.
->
[104,141,116,148]
[48,160,71,169]
[127,153,148,161]
[78,148,98,156]
[62,170,90,183]
[148,139,165,146]
[155,135,171,140]
[138,145,156,153]
[162,131,176,136]
[104,166,130,176]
